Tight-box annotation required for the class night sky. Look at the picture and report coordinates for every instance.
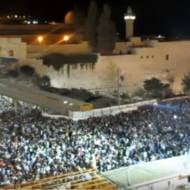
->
[1,0,190,38]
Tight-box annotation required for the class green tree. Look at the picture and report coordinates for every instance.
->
[144,77,172,98]
[182,73,190,94]
[85,0,98,51]
[97,4,116,54]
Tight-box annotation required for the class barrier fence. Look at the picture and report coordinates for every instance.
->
[69,99,157,121]
[69,96,190,121]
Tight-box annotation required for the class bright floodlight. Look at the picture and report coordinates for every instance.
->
[37,36,44,43]
[63,35,70,42]
[124,15,136,20]
[33,20,38,24]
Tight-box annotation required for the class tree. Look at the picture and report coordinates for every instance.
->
[162,83,174,98]
[85,0,98,51]
[143,77,172,98]
[74,10,86,28]
[97,4,116,54]
[182,73,190,94]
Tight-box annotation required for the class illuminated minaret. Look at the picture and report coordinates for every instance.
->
[124,7,136,39]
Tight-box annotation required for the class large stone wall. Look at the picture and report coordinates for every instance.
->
[26,40,190,95]
[0,38,27,60]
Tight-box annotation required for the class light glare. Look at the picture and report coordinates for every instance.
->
[37,36,44,43]
[63,35,70,42]
[124,15,136,20]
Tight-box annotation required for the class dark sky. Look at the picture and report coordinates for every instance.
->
[1,0,190,38]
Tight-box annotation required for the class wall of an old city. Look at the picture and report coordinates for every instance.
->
[25,40,190,95]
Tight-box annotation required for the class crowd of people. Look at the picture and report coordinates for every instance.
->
[0,96,190,186]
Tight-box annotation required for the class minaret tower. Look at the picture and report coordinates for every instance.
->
[124,7,136,40]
